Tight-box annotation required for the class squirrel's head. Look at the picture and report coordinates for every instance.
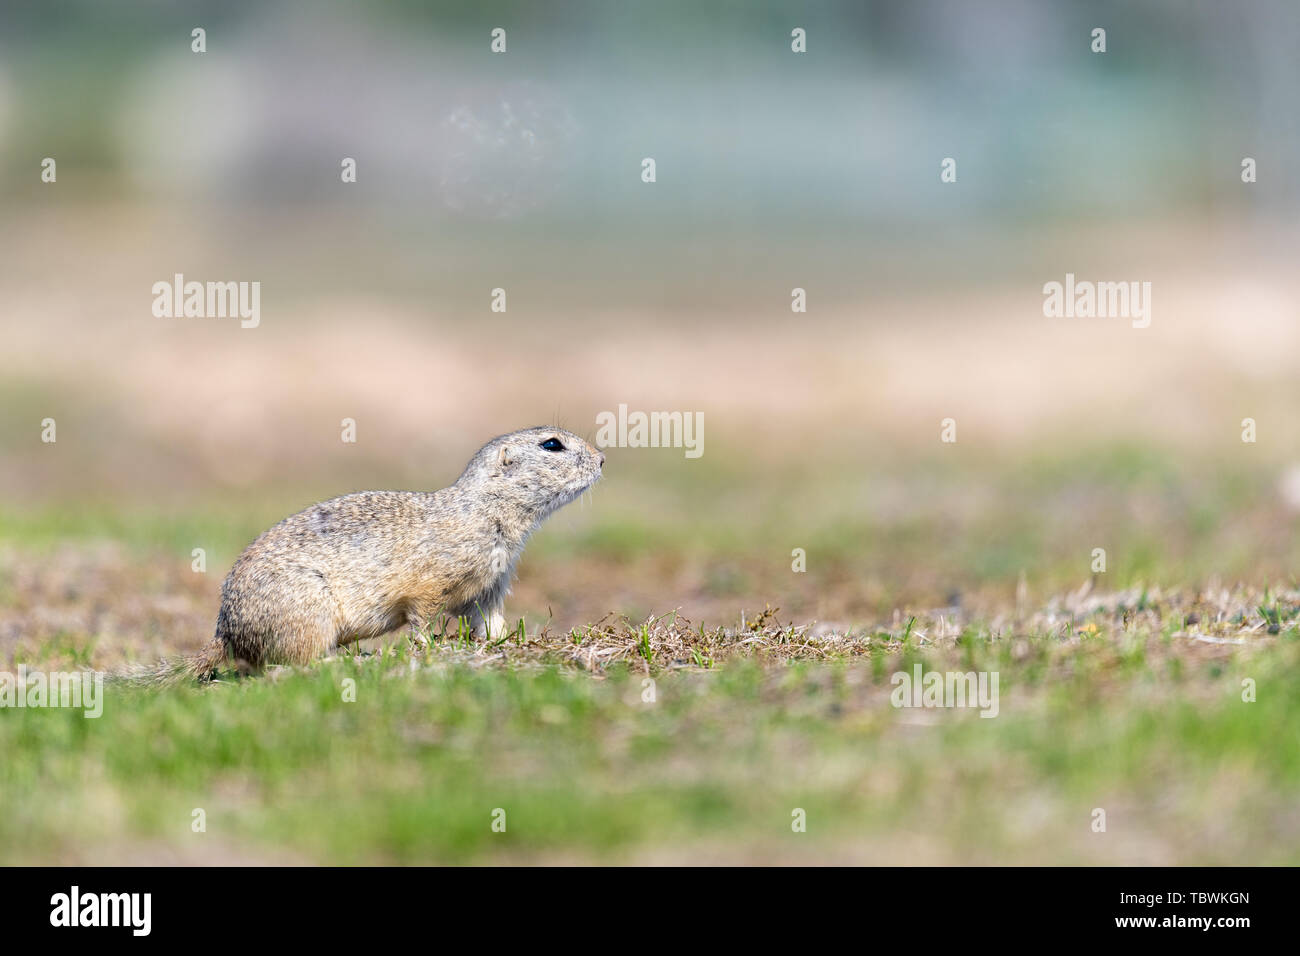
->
[460,426,604,518]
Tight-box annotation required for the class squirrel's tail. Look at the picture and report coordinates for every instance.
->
[112,636,227,687]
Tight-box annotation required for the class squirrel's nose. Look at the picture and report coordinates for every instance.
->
[598,452,606,468]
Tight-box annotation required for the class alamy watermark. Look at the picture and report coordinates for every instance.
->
[0,666,104,718]
[50,886,150,936]
[595,404,703,459]
[890,664,999,718]
[1043,273,1151,329]
[152,273,260,328]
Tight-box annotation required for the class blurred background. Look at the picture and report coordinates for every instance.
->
[2,0,1299,663]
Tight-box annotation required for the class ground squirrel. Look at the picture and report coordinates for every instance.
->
[134,426,603,682]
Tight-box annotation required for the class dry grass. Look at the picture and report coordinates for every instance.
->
[6,540,1290,679]
[392,580,1289,675]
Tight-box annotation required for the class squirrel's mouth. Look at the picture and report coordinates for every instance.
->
[543,473,599,514]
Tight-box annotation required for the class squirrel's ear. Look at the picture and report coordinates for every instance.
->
[498,445,514,469]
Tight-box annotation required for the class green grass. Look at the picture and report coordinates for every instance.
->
[3,435,1298,863]
[3,616,1296,865]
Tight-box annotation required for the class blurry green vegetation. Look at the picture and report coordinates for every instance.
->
[3,622,1295,864]
[3,436,1295,605]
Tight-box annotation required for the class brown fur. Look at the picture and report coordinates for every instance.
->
[125,427,602,683]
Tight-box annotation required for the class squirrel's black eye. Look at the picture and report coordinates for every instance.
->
[539,437,565,452]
